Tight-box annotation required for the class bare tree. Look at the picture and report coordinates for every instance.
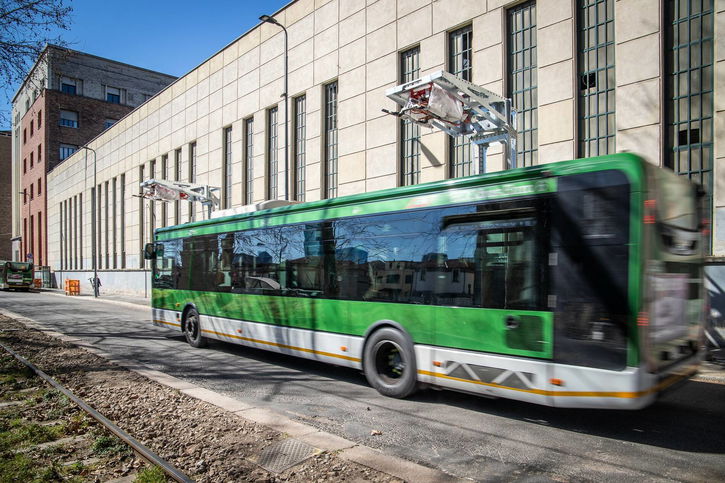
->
[0,0,72,125]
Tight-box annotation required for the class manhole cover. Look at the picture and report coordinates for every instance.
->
[256,438,316,473]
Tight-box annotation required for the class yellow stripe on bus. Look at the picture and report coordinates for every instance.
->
[156,316,696,398]
[418,366,698,399]
[200,328,361,363]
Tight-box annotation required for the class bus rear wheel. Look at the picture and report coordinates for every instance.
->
[363,328,417,398]
[183,308,207,348]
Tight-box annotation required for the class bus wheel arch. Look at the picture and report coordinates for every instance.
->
[181,304,207,348]
[362,321,418,398]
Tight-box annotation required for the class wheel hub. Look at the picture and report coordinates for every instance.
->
[374,341,405,381]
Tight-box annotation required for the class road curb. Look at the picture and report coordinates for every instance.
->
[0,307,470,483]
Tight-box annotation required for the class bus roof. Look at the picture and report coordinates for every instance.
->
[156,152,648,240]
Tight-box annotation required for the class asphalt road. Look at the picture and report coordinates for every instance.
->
[1,290,724,482]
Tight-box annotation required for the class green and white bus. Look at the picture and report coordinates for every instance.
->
[0,261,34,291]
[147,153,706,409]
[0,260,33,291]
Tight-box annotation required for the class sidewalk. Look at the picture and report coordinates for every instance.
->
[42,288,150,309]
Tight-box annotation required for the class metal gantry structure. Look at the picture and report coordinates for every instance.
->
[385,70,518,172]
[139,179,220,220]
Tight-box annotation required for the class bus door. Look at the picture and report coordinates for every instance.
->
[438,198,552,363]
[551,170,631,374]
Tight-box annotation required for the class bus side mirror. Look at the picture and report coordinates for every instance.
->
[144,243,159,260]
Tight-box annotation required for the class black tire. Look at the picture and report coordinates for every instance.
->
[183,308,207,348]
[363,327,417,398]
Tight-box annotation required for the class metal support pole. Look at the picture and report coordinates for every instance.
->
[479,145,488,175]
[283,26,289,201]
[260,14,289,200]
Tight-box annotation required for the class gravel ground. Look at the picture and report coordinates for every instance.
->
[0,315,403,482]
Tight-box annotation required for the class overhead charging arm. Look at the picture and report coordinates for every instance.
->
[385,70,518,170]
[139,179,220,220]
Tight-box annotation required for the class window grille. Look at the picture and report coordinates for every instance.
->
[324,82,338,198]
[244,118,254,204]
[400,47,421,186]
[223,126,233,208]
[508,2,538,167]
[189,142,197,222]
[294,96,307,201]
[448,25,474,177]
[268,107,279,200]
[577,0,616,157]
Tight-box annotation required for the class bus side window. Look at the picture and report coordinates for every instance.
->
[185,235,218,292]
[152,239,182,290]
[333,211,439,303]
[441,216,541,310]
[214,234,234,292]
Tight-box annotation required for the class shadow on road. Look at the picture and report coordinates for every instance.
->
[409,378,725,454]
[161,336,725,454]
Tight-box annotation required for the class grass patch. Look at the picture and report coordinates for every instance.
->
[64,413,90,433]
[135,465,168,483]
[0,416,23,433]
[0,421,65,452]
[0,363,35,390]
[0,453,37,482]
[92,434,130,456]
[0,454,85,483]
[40,389,69,404]
[41,390,75,420]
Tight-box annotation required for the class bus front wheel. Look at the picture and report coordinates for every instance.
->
[363,328,417,398]
[183,308,207,348]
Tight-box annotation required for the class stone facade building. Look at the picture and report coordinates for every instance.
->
[0,131,11,261]
[45,0,724,295]
[10,45,176,266]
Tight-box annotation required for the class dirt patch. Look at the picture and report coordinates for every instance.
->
[0,315,403,482]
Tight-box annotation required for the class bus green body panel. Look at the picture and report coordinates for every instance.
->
[154,289,553,359]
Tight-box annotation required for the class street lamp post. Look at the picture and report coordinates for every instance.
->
[259,14,289,201]
[80,146,98,297]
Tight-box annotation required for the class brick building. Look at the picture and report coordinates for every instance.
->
[11,45,176,265]
[0,131,11,260]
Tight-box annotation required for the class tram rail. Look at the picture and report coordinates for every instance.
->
[0,340,194,483]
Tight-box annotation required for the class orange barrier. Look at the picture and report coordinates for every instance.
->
[33,279,42,289]
[64,279,80,296]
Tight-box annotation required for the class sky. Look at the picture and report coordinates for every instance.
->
[1,0,290,130]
